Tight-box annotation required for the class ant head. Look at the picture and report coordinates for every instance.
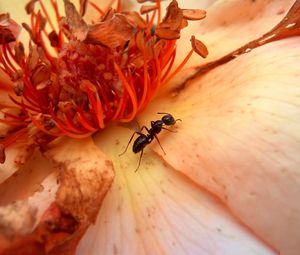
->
[162,114,175,125]
[158,112,182,126]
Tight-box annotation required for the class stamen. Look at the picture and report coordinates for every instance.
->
[0,0,208,156]
[76,110,97,132]
[163,49,194,86]
[138,49,149,111]
[114,63,138,122]
[2,45,17,72]
[1,128,27,148]
[38,0,56,32]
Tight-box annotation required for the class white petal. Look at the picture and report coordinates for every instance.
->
[140,37,300,255]
[77,126,274,255]
[27,171,59,225]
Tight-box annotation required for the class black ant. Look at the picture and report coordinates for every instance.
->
[119,112,181,171]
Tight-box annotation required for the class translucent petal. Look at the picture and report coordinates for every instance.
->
[140,38,300,255]
[170,0,296,90]
[77,126,274,255]
[0,150,54,203]
[177,0,295,64]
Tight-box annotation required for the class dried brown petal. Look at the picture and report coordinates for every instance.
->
[0,13,10,24]
[63,0,88,41]
[190,35,208,58]
[27,45,39,71]
[86,14,136,49]
[160,0,183,31]
[13,80,24,96]
[37,13,47,31]
[14,42,25,64]
[140,5,157,15]
[32,64,51,87]
[0,14,21,42]
[155,27,180,40]
[122,11,146,29]
[48,30,59,47]
[11,71,24,96]
[11,69,23,82]
[155,0,186,39]
[182,9,206,20]
[22,22,35,42]
[0,27,15,44]
[25,0,38,14]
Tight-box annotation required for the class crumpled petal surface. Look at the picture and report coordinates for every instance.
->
[76,126,274,255]
[139,37,300,255]
[45,137,115,223]
[0,138,114,254]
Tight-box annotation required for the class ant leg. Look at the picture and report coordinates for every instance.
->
[119,130,146,156]
[175,118,182,123]
[135,149,144,172]
[153,133,166,155]
[139,125,147,132]
[119,131,138,156]
[142,126,166,154]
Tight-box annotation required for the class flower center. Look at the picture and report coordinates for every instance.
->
[0,0,207,160]
[57,41,120,124]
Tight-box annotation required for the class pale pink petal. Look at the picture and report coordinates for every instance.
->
[170,0,296,90]
[140,38,300,255]
[177,0,295,63]
[77,126,274,255]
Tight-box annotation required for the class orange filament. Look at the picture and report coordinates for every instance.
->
[114,63,138,122]
[162,49,194,86]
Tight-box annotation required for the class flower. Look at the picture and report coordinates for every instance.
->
[0,0,300,255]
